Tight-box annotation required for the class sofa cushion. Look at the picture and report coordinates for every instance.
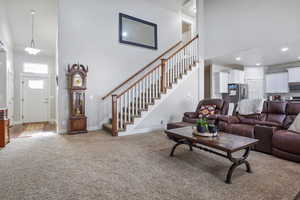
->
[238,117,259,125]
[219,115,240,123]
[283,102,300,129]
[228,124,255,138]
[272,130,300,154]
[268,101,287,114]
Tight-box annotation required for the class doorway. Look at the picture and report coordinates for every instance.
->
[182,21,192,44]
[21,75,50,123]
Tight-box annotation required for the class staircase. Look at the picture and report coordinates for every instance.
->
[102,35,199,136]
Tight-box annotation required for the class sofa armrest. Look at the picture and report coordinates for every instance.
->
[218,115,240,124]
[184,112,198,118]
[206,114,219,120]
[254,125,278,154]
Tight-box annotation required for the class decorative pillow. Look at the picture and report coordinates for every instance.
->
[198,105,217,118]
[288,113,300,133]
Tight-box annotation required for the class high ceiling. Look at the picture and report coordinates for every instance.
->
[5,0,57,56]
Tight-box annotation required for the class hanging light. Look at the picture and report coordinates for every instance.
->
[25,10,40,55]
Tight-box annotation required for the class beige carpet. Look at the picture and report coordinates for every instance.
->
[0,130,299,200]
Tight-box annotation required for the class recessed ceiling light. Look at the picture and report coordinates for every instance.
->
[235,57,241,61]
[256,63,261,66]
[122,32,127,37]
[281,47,289,52]
[193,7,196,13]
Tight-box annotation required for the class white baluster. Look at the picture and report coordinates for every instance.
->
[124,92,127,123]
[134,86,137,116]
[176,54,179,80]
[158,67,161,97]
[118,96,123,129]
[145,77,148,106]
[139,82,142,111]
[128,90,131,123]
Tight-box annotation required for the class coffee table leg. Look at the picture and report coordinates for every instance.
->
[225,147,251,184]
[170,142,183,157]
[169,139,193,157]
[189,144,193,152]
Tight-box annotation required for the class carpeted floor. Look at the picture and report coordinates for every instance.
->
[0,130,299,200]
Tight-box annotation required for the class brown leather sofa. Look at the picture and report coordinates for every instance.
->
[167,99,229,130]
[219,101,300,163]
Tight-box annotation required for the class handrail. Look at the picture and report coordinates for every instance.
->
[102,41,182,100]
[117,64,161,98]
[167,35,198,60]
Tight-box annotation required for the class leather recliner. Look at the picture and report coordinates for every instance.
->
[272,102,300,162]
[183,99,229,124]
[167,99,229,130]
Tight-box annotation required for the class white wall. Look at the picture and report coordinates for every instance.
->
[13,51,56,123]
[0,0,14,118]
[204,0,300,59]
[57,0,182,133]
[196,0,205,101]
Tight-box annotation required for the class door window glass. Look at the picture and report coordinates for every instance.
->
[28,80,44,89]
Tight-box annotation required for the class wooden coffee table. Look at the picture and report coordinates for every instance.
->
[165,127,259,184]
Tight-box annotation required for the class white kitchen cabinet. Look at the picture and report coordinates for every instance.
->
[288,67,300,82]
[215,72,229,94]
[229,69,244,84]
[265,72,289,93]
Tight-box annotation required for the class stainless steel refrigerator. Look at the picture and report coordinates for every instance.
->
[222,84,248,104]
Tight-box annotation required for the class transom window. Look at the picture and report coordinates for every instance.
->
[23,63,48,74]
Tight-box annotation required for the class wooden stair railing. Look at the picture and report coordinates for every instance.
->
[102,41,182,100]
[109,35,199,136]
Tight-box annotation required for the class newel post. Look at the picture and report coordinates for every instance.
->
[111,94,118,137]
[161,59,167,93]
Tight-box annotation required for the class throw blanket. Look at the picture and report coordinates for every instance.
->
[236,99,265,115]
[289,113,300,133]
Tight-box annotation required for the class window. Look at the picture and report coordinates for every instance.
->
[28,80,44,89]
[23,63,48,74]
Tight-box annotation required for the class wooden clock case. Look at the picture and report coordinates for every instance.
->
[67,64,88,134]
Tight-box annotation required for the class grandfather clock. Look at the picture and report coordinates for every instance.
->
[67,63,88,134]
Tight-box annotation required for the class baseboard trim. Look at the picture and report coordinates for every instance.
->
[118,125,165,136]
[13,121,23,125]
[57,125,101,134]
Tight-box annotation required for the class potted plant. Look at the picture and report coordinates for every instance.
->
[196,118,209,133]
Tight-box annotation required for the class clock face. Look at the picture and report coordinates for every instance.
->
[73,73,83,87]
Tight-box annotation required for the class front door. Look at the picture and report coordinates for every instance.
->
[22,76,49,123]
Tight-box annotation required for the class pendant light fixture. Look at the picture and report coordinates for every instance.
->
[25,10,40,55]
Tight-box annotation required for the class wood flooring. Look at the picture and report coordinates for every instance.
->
[10,123,56,139]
